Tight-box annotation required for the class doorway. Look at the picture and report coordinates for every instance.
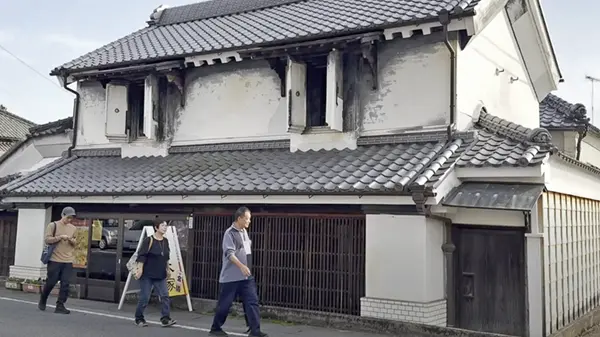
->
[78,212,189,303]
[453,225,526,336]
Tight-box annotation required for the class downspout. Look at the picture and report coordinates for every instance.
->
[438,10,457,140]
[576,127,588,161]
[61,75,80,158]
[424,205,456,327]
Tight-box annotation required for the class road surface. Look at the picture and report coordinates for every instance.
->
[0,289,389,337]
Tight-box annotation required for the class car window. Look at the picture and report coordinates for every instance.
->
[129,220,154,231]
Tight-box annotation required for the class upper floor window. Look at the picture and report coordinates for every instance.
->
[286,49,344,134]
[104,75,165,142]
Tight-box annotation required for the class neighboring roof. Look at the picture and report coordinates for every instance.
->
[29,116,73,138]
[538,93,597,132]
[442,182,545,211]
[0,135,468,197]
[457,109,556,167]
[0,142,13,153]
[0,108,35,141]
[0,116,73,166]
[51,0,479,74]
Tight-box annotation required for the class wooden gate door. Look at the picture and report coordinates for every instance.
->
[454,226,526,336]
[0,214,18,277]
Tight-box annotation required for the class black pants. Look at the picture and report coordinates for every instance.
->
[41,262,72,305]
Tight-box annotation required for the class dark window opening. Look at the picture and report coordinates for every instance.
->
[127,83,145,140]
[306,56,328,127]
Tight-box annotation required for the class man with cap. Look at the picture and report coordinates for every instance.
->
[38,206,77,314]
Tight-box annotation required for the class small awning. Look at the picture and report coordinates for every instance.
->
[442,183,544,211]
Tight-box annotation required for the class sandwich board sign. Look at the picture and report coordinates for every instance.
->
[118,223,193,311]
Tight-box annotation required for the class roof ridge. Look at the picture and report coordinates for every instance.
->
[154,0,308,26]
[0,108,36,127]
[476,109,554,146]
[544,93,589,123]
[29,116,73,135]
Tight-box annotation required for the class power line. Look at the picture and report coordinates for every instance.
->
[0,43,65,92]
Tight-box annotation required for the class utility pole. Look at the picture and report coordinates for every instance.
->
[585,75,600,125]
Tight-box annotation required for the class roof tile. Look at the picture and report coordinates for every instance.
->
[0,109,35,141]
[53,0,479,73]
[457,110,556,167]
[1,140,460,197]
[539,93,599,133]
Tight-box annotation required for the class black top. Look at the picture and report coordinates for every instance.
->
[136,235,170,280]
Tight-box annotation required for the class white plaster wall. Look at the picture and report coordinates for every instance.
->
[457,10,540,130]
[359,37,450,135]
[10,207,52,280]
[0,141,42,177]
[172,60,288,145]
[365,214,444,303]
[0,133,71,178]
[580,135,600,168]
[546,156,600,201]
[76,80,115,148]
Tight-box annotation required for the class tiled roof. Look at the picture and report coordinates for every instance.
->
[457,109,557,167]
[0,137,468,197]
[540,94,588,130]
[29,117,73,138]
[51,0,479,74]
[0,111,552,198]
[0,116,73,166]
[0,142,13,154]
[0,109,35,141]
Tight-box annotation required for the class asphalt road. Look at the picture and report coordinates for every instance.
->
[0,290,389,337]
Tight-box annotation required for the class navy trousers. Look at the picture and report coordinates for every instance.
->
[211,278,261,335]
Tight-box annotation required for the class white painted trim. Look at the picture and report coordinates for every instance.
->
[169,134,290,147]
[524,0,562,86]
[1,194,415,205]
[433,206,526,227]
[455,165,546,180]
[383,17,473,40]
[426,169,461,205]
[358,125,449,138]
[185,51,243,67]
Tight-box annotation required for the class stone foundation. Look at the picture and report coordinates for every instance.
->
[360,297,446,326]
[9,265,46,280]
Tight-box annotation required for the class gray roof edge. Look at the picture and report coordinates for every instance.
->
[51,6,478,74]
[556,152,600,177]
[169,140,290,154]
[0,156,78,194]
[1,189,414,198]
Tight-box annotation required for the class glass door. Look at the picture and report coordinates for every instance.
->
[77,215,123,303]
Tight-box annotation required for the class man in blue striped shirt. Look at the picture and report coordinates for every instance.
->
[209,207,267,337]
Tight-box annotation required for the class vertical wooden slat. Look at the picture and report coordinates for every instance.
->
[542,193,600,333]
[189,213,366,315]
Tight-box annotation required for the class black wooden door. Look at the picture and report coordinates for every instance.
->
[454,226,526,336]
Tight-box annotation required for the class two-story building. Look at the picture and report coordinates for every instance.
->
[2,0,587,336]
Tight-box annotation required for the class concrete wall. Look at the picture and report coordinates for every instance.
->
[9,207,52,280]
[457,10,540,130]
[361,214,446,326]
